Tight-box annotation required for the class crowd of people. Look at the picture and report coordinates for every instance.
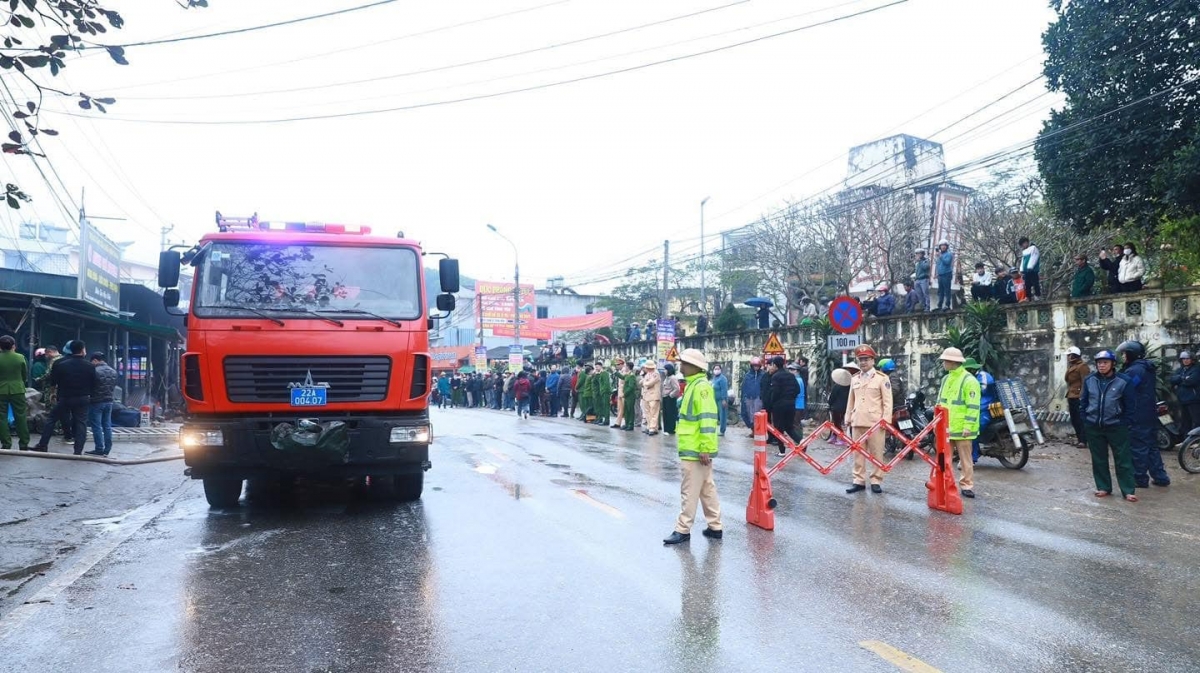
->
[0,339,120,456]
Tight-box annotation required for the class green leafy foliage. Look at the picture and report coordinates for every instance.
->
[715,303,745,333]
[944,301,1009,374]
[800,316,840,402]
[2,1,203,208]
[1037,0,1200,233]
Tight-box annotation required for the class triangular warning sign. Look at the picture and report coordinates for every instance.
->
[763,332,786,355]
[665,345,679,361]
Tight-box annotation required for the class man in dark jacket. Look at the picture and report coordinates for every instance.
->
[1071,254,1096,298]
[33,340,96,455]
[762,356,800,451]
[1118,341,1170,488]
[740,357,765,436]
[85,353,119,456]
[1080,349,1139,500]
[1098,244,1123,293]
[1171,351,1200,434]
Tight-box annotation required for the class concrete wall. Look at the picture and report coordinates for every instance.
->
[594,286,1200,419]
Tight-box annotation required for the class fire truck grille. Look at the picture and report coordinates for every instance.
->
[224,356,392,403]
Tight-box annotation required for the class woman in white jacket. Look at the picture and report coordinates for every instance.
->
[1117,242,1145,292]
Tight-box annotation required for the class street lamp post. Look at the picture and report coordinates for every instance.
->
[486,224,521,348]
[700,197,710,315]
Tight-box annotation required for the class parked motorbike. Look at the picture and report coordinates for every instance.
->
[1156,400,1183,451]
[902,390,1035,469]
[1178,426,1200,474]
[884,403,919,460]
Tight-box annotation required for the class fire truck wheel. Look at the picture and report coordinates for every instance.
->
[203,477,244,508]
[392,474,424,502]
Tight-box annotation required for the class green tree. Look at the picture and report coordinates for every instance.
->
[714,303,745,333]
[2,1,204,209]
[1036,0,1200,233]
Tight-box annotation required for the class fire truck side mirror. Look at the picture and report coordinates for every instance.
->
[158,250,181,288]
[439,258,460,294]
[163,288,181,309]
[436,293,456,312]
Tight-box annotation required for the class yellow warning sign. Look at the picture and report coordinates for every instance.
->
[665,345,679,361]
[763,332,786,356]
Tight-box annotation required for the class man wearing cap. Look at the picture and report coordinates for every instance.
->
[611,358,627,429]
[0,335,31,451]
[913,249,930,311]
[846,345,892,493]
[1064,347,1091,447]
[590,361,612,427]
[640,361,662,436]
[937,348,982,498]
[33,340,95,455]
[576,363,592,421]
[1080,350,1138,501]
[620,361,640,432]
[1170,351,1200,435]
[664,348,722,545]
[84,352,118,456]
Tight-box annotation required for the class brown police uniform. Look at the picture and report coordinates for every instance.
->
[847,368,893,485]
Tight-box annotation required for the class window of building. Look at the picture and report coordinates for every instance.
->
[4,251,34,270]
[536,306,548,319]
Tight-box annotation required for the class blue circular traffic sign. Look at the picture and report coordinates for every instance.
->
[828,296,863,334]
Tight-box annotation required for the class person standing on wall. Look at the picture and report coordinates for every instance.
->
[934,240,955,312]
[1071,254,1096,298]
[845,346,892,494]
[1117,243,1145,293]
[1064,347,1091,448]
[912,248,931,311]
[663,348,722,545]
[936,348,981,499]
[1019,237,1041,300]
[0,335,31,451]
[1098,244,1124,293]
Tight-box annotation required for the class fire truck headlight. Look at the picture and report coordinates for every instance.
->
[390,426,431,444]
[180,429,224,448]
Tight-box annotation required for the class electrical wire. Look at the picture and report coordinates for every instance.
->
[49,0,910,125]
[80,0,402,50]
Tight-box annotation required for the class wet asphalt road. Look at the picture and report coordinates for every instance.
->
[1,408,1198,673]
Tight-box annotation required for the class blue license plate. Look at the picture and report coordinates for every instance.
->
[290,387,327,407]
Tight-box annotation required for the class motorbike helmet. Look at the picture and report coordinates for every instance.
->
[878,358,895,373]
[1115,340,1145,360]
[749,356,762,366]
[1094,350,1116,362]
[1181,351,1193,361]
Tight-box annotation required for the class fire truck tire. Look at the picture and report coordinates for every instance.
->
[203,477,244,508]
[392,473,423,502]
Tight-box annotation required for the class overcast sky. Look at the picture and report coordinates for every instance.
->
[3,0,1059,290]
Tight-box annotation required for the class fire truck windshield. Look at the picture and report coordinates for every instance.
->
[194,242,422,321]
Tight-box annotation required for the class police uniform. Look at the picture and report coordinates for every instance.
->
[847,365,893,486]
[665,348,722,545]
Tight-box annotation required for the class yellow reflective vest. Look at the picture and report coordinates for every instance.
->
[678,372,719,460]
[937,366,982,440]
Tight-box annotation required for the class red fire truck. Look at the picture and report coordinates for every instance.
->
[158,213,459,507]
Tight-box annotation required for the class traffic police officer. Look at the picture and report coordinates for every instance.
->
[845,344,893,494]
[664,348,722,545]
[938,348,982,498]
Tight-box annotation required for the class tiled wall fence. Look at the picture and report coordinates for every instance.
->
[595,287,1200,432]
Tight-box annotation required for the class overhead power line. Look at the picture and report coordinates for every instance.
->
[83,0,401,50]
[53,0,910,125]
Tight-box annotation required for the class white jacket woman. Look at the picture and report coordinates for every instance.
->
[1118,243,1145,291]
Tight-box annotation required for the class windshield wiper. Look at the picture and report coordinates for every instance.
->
[255,307,344,327]
[219,306,285,326]
[317,308,402,328]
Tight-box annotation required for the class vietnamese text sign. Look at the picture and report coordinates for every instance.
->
[474,346,488,370]
[477,281,536,331]
[508,344,524,373]
[78,222,121,312]
[656,319,675,365]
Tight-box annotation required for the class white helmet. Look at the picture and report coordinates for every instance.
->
[1066,346,1081,357]
[938,239,949,247]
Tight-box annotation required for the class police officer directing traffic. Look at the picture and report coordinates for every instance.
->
[845,344,892,494]
[664,348,722,545]
[936,347,981,499]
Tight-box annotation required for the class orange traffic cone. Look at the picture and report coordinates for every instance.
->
[925,406,964,515]
[746,410,777,530]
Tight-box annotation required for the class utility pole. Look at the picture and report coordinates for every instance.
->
[661,240,669,319]
[160,224,175,251]
[700,197,710,316]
